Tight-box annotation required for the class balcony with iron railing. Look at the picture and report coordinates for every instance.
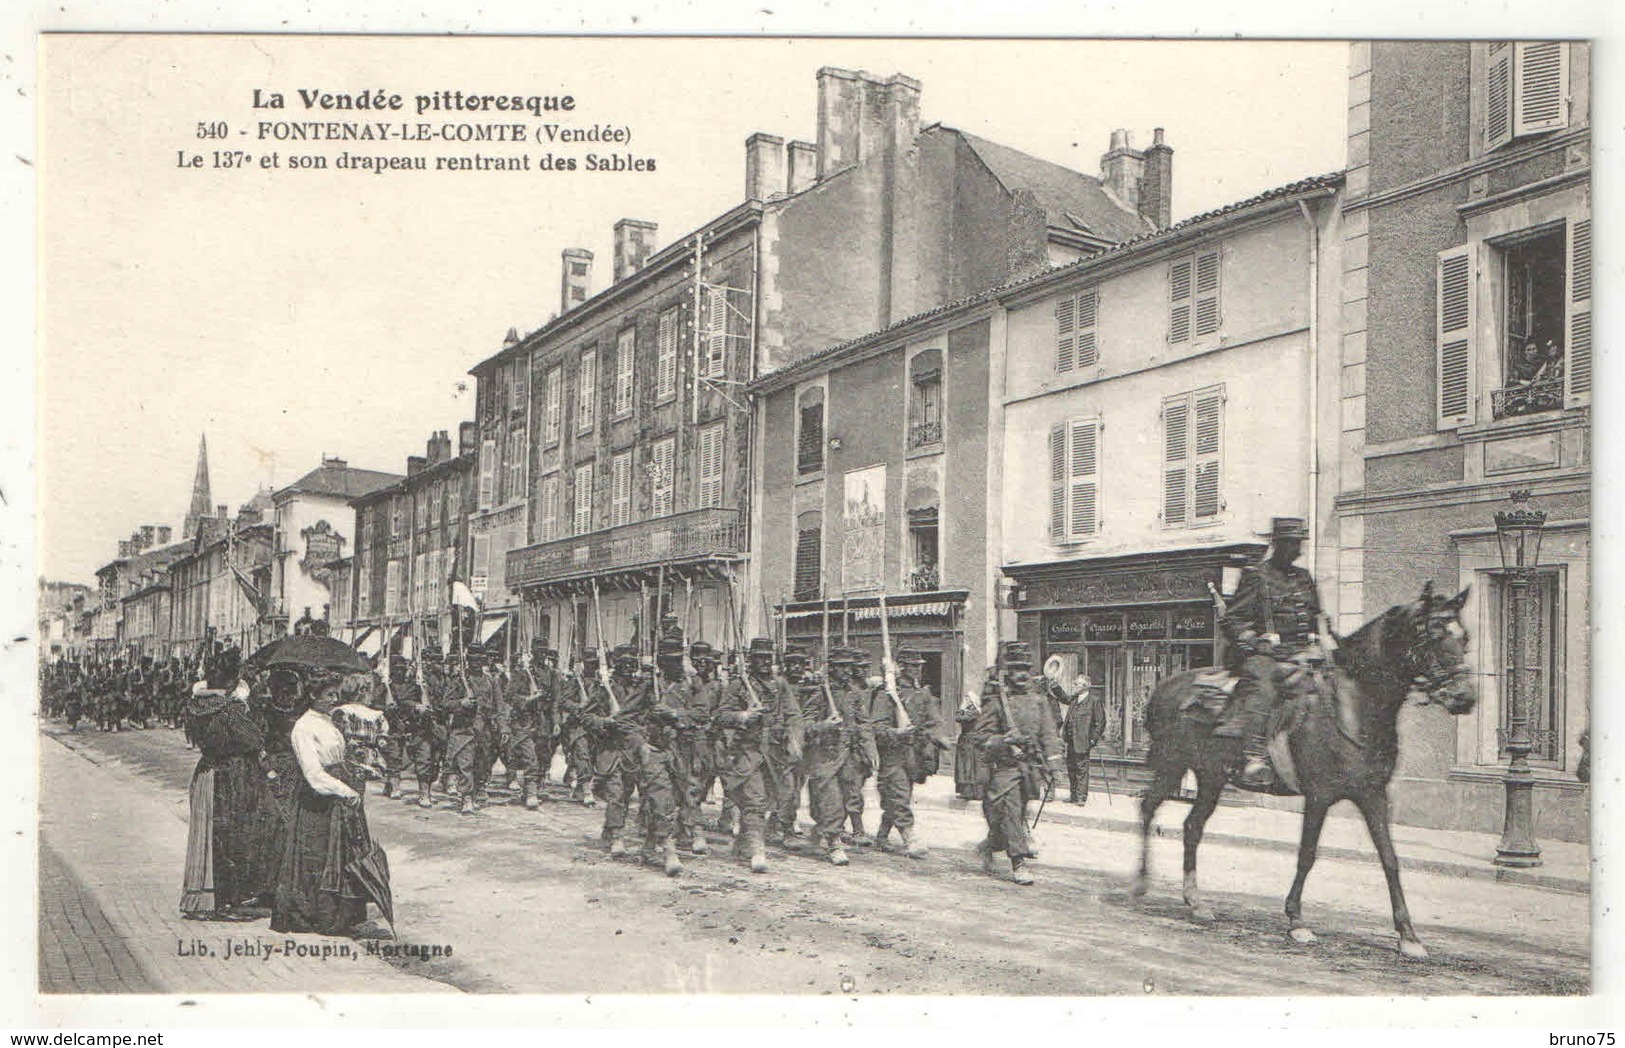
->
[506,507,744,590]
[1491,375,1565,420]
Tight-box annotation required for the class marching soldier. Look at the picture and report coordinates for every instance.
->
[561,648,607,806]
[785,646,852,865]
[502,642,553,809]
[971,642,1063,885]
[530,646,563,789]
[764,647,809,848]
[586,645,683,874]
[686,642,733,836]
[655,635,710,856]
[1218,516,1324,788]
[445,644,500,815]
[833,648,879,846]
[712,638,802,873]
[868,650,947,858]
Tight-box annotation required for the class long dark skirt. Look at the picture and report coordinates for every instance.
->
[270,763,371,936]
[180,754,265,914]
[249,750,300,903]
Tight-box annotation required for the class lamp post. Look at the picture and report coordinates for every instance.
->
[1493,490,1546,869]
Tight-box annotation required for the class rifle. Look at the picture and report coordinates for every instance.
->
[591,579,619,716]
[819,596,841,723]
[988,663,1050,831]
[724,570,762,713]
[681,575,696,678]
[876,592,913,732]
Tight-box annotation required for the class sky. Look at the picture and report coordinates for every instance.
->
[39,36,1349,584]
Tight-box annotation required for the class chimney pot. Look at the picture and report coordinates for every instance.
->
[744,132,786,201]
[612,218,659,282]
[560,248,593,313]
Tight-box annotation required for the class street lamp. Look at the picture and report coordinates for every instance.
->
[1493,489,1546,869]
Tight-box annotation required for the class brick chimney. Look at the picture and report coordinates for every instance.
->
[217,504,228,521]
[458,421,479,456]
[156,526,173,545]
[786,140,818,194]
[407,455,426,477]
[744,132,786,201]
[612,219,658,282]
[323,455,348,470]
[815,67,920,179]
[1141,127,1174,229]
[426,430,452,466]
[560,248,593,313]
[1100,128,1145,214]
[139,525,156,549]
[118,540,131,558]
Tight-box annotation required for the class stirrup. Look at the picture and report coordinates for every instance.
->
[1240,756,1275,787]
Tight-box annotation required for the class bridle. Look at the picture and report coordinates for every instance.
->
[1397,604,1472,704]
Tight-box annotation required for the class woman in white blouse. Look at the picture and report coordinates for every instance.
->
[270,671,391,937]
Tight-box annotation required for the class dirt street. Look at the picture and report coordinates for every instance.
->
[42,725,1588,996]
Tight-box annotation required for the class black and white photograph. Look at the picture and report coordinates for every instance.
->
[11,18,1616,1029]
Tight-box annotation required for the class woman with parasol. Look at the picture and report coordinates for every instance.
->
[268,649,393,938]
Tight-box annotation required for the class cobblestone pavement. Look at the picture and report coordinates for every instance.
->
[39,844,159,994]
[39,723,1589,996]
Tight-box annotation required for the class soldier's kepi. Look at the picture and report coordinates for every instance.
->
[1219,516,1326,788]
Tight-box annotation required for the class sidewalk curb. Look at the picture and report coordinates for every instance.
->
[918,791,1590,896]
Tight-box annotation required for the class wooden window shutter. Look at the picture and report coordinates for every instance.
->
[1049,423,1066,542]
[578,349,597,430]
[797,393,824,474]
[1485,42,1514,150]
[1055,295,1078,373]
[657,309,679,400]
[478,438,496,509]
[385,560,400,614]
[615,329,635,415]
[573,463,594,535]
[793,519,822,602]
[1513,42,1568,136]
[1435,245,1477,429]
[1192,387,1225,519]
[1067,419,1100,540]
[1169,258,1193,343]
[1163,397,1190,525]
[611,452,632,527]
[706,287,728,378]
[1566,217,1592,407]
[699,422,724,509]
[651,438,675,517]
[545,367,562,444]
[1076,286,1100,368]
[1194,249,1222,338]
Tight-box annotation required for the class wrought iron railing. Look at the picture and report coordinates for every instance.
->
[908,419,943,449]
[506,507,743,589]
[904,565,940,593]
[1497,727,1560,762]
[1491,376,1564,419]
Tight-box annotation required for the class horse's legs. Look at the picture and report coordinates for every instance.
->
[1354,789,1426,959]
[1133,763,1182,899]
[1285,793,1332,944]
[1180,770,1226,922]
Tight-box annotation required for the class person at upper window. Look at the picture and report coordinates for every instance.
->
[1218,517,1324,788]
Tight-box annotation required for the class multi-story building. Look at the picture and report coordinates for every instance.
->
[1335,41,1591,841]
[269,456,400,634]
[491,66,1163,658]
[999,175,1345,785]
[348,428,477,658]
[37,580,92,662]
[753,174,1343,728]
[167,499,276,656]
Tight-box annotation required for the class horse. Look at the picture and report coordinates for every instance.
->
[1131,582,1477,959]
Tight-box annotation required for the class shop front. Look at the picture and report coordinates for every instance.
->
[1006,545,1261,768]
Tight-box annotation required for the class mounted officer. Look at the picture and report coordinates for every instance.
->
[1219,516,1325,788]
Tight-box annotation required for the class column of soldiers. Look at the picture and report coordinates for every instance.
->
[41,626,1073,887]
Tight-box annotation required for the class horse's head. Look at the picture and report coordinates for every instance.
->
[1400,581,1477,714]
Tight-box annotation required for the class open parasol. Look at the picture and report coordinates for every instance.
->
[244,634,372,674]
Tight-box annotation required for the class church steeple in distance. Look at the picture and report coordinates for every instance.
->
[183,433,212,540]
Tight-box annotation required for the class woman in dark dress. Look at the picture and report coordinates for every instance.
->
[180,648,268,921]
[271,671,392,938]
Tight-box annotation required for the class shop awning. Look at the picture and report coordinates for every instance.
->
[478,613,510,644]
[780,591,968,621]
[353,626,381,656]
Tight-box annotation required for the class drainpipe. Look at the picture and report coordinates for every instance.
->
[1296,198,1321,583]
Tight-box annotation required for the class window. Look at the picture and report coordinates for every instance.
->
[573,462,595,535]
[415,490,428,531]
[390,496,404,537]
[793,510,822,602]
[446,479,460,522]
[429,481,442,528]
[384,560,400,615]
[471,533,490,595]
[649,437,676,518]
[1485,42,1569,152]
[657,307,680,401]
[1055,288,1100,373]
[1162,387,1224,527]
[538,473,560,543]
[578,348,597,432]
[1494,570,1563,763]
[414,552,427,612]
[613,328,636,417]
[1169,248,1221,344]
[697,422,725,509]
[356,562,370,617]
[908,350,943,449]
[702,286,728,379]
[906,507,940,592]
[543,365,563,445]
[511,358,527,412]
[611,450,633,527]
[505,427,527,504]
[797,386,825,475]
[478,438,497,510]
[1049,418,1101,542]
